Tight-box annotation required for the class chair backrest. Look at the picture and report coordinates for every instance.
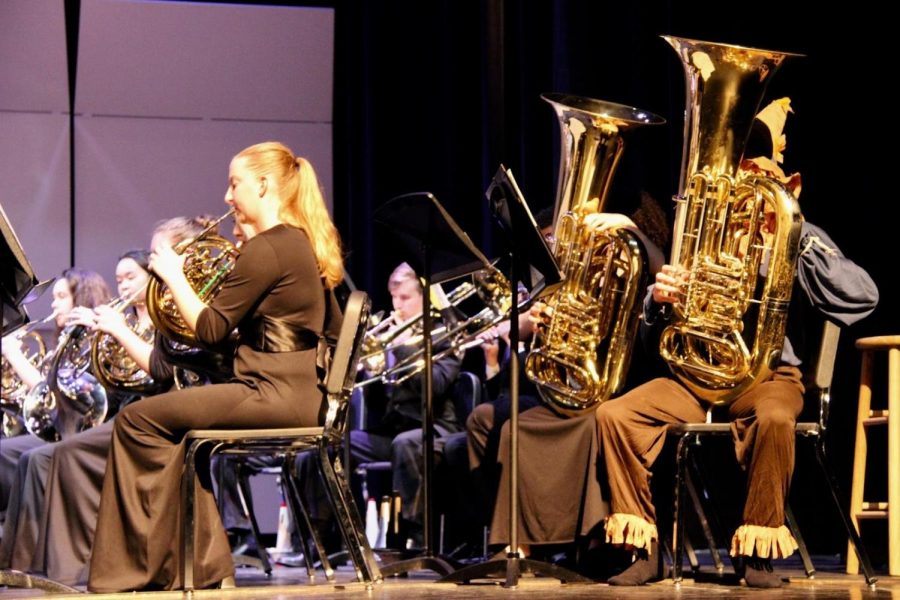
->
[326,290,370,398]
[802,318,841,431]
[451,370,482,423]
[806,319,841,393]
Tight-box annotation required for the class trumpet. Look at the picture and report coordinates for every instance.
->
[146,210,238,346]
[356,267,512,387]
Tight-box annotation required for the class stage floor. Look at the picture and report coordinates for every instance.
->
[1,556,897,598]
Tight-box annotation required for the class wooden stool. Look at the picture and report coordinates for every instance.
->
[847,335,900,576]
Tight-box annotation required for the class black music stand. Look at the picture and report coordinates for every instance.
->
[1,201,41,336]
[373,192,494,577]
[440,166,592,587]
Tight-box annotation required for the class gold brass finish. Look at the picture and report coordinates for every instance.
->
[525,94,664,416]
[659,36,803,405]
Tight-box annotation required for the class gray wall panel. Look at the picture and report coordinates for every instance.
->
[74,117,332,285]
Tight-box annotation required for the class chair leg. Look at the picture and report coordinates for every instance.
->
[318,443,382,584]
[785,503,815,578]
[814,436,877,585]
[672,434,691,583]
[282,461,335,582]
[235,466,273,574]
[684,461,724,574]
[182,439,205,592]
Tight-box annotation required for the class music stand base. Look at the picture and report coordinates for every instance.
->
[0,569,81,593]
[438,556,594,586]
[379,554,457,577]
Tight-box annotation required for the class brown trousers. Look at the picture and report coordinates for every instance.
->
[595,366,804,531]
[88,382,313,592]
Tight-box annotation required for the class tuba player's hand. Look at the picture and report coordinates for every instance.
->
[652,264,688,305]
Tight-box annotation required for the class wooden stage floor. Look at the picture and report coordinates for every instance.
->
[1,554,897,599]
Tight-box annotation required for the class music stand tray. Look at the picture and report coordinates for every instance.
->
[439,166,592,586]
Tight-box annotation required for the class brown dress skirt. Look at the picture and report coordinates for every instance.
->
[33,421,113,584]
[489,405,608,545]
[88,374,320,592]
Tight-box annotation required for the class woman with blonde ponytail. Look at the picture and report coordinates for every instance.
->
[89,142,345,592]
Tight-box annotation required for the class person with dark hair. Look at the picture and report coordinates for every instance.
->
[485,197,667,565]
[88,142,344,592]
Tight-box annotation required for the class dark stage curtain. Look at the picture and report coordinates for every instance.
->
[328,0,892,562]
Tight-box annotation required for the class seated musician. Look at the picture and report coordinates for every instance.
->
[595,100,879,587]
[297,261,462,550]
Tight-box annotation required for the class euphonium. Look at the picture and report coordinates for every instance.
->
[658,37,803,405]
[146,210,238,346]
[525,94,664,416]
[1,319,49,436]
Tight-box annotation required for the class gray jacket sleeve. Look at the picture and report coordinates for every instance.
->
[796,222,879,326]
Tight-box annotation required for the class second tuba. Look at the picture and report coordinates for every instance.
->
[658,36,804,405]
[525,94,664,416]
[146,210,239,346]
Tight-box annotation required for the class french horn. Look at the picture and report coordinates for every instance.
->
[146,210,239,346]
[22,325,108,441]
[1,317,50,436]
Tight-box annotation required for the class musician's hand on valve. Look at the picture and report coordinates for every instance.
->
[528,302,553,329]
[652,264,689,305]
[149,243,187,287]
[66,306,98,329]
[93,305,128,337]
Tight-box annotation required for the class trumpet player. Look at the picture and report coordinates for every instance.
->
[595,102,879,587]
[296,261,462,551]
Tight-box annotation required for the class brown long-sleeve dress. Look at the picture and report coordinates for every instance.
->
[88,224,340,592]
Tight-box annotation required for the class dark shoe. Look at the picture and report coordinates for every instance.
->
[744,556,785,588]
[607,541,664,586]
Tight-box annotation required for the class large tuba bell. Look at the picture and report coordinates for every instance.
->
[658,37,804,405]
[1,322,48,437]
[146,210,239,346]
[525,94,664,416]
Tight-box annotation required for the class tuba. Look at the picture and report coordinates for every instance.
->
[525,94,664,416]
[1,320,49,436]
[658,36,804,405]
[146,210,239,346]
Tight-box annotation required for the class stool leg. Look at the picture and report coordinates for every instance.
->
[888,347,899,576]
[847,351,873,575]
